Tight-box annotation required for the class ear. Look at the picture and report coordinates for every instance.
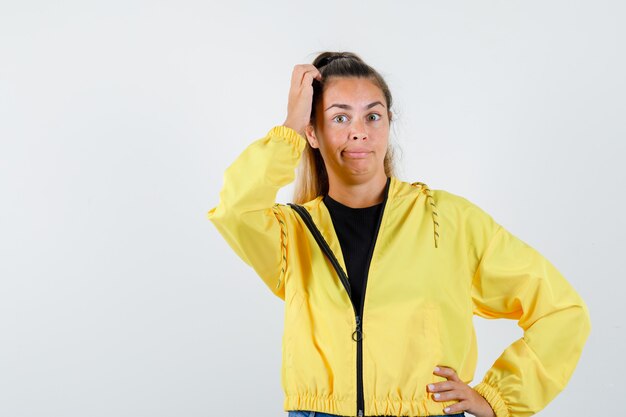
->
[305,123,320,149]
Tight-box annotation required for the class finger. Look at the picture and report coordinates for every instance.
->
[302,71,316,85]
[443,400,470,415]
[293,65,318,83]
[433,366,462,382]
[290,64,315,87]
[290,64,305,86]
[427,381,456,392]
[301,69,322,88]
[430,387,465,402]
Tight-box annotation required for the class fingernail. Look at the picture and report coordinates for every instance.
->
[427,384,434,391]
[444,407,450,413]
[434,366,440,372]
[434,393,440,399]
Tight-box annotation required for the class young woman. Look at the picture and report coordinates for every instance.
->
[207,52,590,417]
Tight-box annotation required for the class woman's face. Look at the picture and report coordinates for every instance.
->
[305,76,391,184]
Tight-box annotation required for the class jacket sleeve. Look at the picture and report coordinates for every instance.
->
[207,125,307,301]
[469,209,591,417]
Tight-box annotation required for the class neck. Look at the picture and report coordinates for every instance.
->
[327,173,389,208]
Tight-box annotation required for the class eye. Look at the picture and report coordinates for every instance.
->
[368,113,381,121]
[333,115,348,123]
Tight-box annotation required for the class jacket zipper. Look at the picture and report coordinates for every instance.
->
[354,314,364,417]
[355,178,390,417]
[287,177,391,417]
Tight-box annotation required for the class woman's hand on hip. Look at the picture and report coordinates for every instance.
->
[283,64,322,137]
[427,366,496,417]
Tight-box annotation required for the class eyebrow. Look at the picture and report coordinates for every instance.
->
[324,101,385,112]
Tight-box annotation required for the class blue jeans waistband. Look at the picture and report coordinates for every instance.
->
[288,411,465,417]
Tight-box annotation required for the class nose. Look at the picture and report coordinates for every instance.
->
[351,119,367,140]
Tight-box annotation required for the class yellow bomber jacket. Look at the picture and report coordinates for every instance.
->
[207,125,591,417]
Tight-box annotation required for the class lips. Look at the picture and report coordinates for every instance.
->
[342,148,371,158]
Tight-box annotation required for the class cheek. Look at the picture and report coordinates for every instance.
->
[318,132,344,151]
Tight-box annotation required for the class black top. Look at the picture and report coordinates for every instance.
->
[322,192,384,314]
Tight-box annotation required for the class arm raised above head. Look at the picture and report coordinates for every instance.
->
[207,126,307,300]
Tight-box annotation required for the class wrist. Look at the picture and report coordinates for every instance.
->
[282,120,304,137]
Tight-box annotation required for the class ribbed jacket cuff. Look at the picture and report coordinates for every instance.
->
[267,125,307,150]
[473,382,510,417]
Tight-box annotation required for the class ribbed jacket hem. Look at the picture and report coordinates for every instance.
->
[284,394,354,416]
[285,394,463,416]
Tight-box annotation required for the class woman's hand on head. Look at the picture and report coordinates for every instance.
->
[427,366,496,417]
[283,64,322,137]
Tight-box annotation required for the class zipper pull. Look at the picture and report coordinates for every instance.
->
[358,409,364,417]
[352,315,362,342]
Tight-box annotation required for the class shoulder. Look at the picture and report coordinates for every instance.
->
[272,197,324,222]
[395,177,499,228]
[434,189,488,215]
[394,178,481,209]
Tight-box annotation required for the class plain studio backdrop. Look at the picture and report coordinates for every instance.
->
[1,1,624,416]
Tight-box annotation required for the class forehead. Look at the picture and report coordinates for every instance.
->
[321,77,385,103]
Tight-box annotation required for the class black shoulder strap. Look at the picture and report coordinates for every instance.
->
[287,203,352,298]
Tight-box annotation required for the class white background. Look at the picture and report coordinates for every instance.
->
[1,1,624,416]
